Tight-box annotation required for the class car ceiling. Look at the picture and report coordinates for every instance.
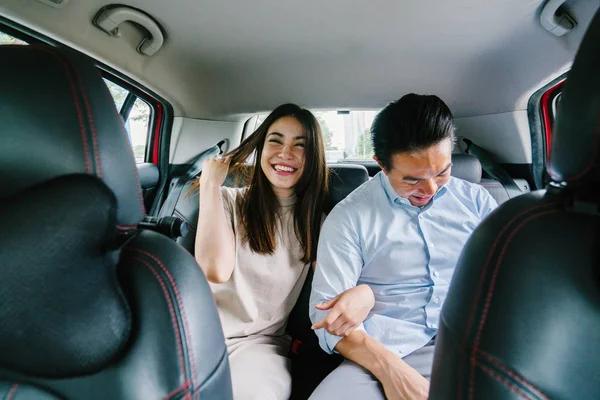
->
[1,0,598,120]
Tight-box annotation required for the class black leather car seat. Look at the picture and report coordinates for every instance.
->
[430,10,600,400]
[0,45,232,400]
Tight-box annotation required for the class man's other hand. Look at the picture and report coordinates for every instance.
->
[376,355,430,400]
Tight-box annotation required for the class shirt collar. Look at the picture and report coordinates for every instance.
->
[379,171,449,210]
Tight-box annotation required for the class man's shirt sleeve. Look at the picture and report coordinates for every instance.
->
[477,185,499,219]
[309,205,364,354]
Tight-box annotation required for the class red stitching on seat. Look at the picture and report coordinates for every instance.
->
[72,62,102,177]
[117,224,138,230]
[468,209,559,399]
[32,47,91,175]
[458,202,554,400]
[128,256,187,392]
[130,248,198,389]
[7,383,18,400]
[477,350,549,400]
[476,363,531,400]
[162,382,191,400]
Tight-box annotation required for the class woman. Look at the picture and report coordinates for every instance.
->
[191,104,373,400]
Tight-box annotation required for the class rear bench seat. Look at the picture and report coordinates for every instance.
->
[166,154,516,253]
[160,156,522,399]
[164,164,370,254]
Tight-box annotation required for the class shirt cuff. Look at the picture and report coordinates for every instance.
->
[320,323,366,354]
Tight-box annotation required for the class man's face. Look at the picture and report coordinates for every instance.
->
[377,138,453,207]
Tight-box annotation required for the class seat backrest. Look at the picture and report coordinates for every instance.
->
[451,154,483,184]
[451,154,520,204]
[168,163,369,255]
[327,164,370,210]
[430,11,600,399]
[0,45,231,400]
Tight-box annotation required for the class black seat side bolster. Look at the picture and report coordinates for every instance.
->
[119,231,232,399]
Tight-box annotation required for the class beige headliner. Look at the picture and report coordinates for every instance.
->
[1,0,598,119]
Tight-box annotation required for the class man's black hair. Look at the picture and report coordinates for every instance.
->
[371,94,455,171]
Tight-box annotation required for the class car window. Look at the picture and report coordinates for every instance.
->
[128,98,151,163]
[0,32,27,45]
[103,79,128,111]
[316,111,378,163]
[253,110,378,163]
[102,79,151,163]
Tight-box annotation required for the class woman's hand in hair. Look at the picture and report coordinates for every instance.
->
[200,154,232,188]
[195,153,236,284]
[311,284,375,337]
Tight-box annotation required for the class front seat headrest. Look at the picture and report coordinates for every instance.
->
[548,16,600,189]
[0,45,145,230]
[0,174,130,378]
[451,154,482,184]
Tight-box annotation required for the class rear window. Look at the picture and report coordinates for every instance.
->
[253,110,378,163]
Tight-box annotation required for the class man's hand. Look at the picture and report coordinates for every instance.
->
[311,284,375,337]
[375,355,430,400]
[335,330,430,400]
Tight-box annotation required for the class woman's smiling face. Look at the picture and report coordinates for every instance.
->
[260,116,306,198]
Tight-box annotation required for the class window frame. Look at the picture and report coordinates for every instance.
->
[540,79,565,162]
[527,72,567,189]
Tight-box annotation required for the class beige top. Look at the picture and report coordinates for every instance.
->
[209,187,310,345]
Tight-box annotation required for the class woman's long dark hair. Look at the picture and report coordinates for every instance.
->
[190,104,328,263]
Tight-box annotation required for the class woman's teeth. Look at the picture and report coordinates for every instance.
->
[274,165,295,172]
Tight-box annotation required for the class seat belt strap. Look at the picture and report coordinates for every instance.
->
[158,141,224,218]
[463,138,523,198]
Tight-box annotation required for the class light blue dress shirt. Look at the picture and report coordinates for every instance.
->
[310,172,498,357]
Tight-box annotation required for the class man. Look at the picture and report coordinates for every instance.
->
[309,94,498,399]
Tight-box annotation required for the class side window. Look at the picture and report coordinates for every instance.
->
[104,79,128,111]
[0,32,28,45]
[129,98,151,163]
[102,79,151,163]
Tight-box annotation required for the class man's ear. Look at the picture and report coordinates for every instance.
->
[373,155,388,175]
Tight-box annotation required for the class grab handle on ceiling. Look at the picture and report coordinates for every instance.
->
[93,6,164,56]
[540,0,577,37]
